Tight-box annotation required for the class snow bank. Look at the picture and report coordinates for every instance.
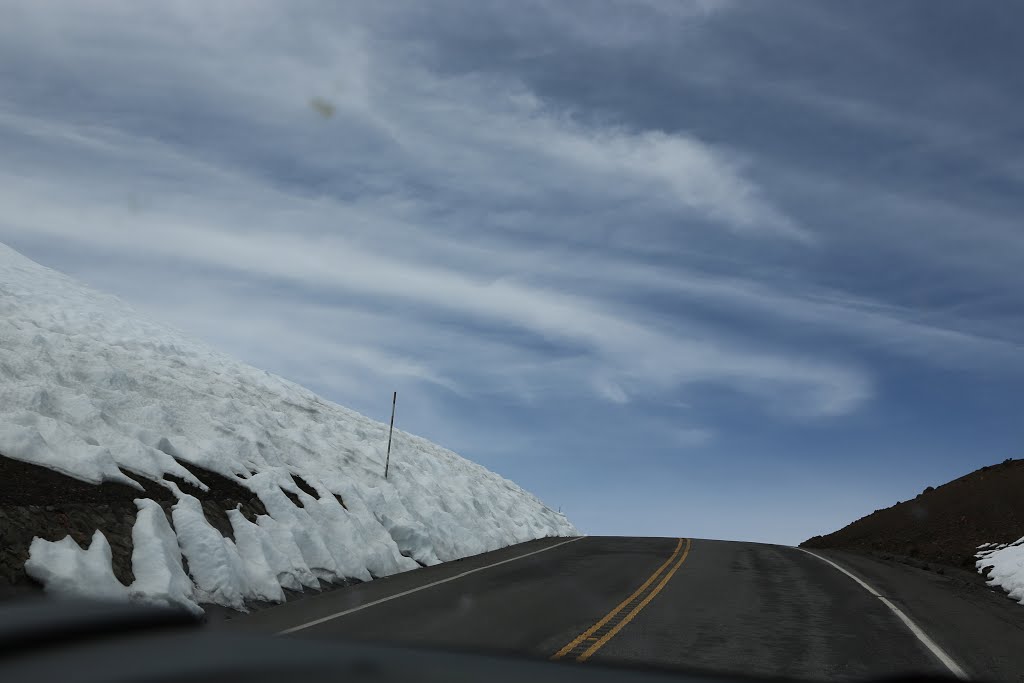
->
[129,498,202,614]
[977,538,1024,604]
[25,531,129,602]
[1,242,576,610]
[25,503,205,613]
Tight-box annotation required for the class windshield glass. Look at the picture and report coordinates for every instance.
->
[1,2,1022,682]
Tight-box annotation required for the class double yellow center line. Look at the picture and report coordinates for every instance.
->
[551,537,692,662]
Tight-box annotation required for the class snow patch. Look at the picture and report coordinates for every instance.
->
[976,537,1024,604]
[226,509,287,603]
[254,514,320,590]
[25,531,129,602]
[128,498,202,614]
[170,493,250,611]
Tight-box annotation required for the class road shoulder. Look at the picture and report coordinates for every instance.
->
[818,549,1024,682]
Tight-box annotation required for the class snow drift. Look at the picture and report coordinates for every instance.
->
[0,242,576,612]
[977,539,1024,605]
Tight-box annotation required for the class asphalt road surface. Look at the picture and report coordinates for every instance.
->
[228,537,1024,681]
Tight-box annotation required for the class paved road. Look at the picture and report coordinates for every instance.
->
[229,537,1024,681]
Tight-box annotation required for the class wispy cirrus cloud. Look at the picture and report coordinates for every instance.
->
[0,3,849,423]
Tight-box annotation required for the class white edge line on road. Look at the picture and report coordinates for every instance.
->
[797,548,968,680]
[277,536,586,635]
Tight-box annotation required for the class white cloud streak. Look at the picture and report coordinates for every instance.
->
[11,0,1018,438]
[0,165,868,416]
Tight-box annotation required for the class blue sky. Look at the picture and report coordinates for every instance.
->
[1,1,1022,544]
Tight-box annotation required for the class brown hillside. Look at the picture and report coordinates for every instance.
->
[801,458,1024,569]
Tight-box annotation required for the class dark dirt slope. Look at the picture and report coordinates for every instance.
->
[801,458,1024,570]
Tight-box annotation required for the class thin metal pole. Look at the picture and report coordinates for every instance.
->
[384,391,397,479]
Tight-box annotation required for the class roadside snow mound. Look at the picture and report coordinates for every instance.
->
[977,538,1024,605]
[0,242,576,611]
